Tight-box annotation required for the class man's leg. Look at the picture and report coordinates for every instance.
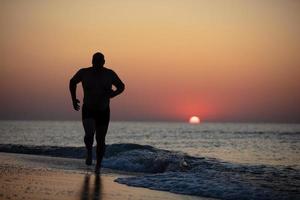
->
[82,119,95,165]
[94,108,110,174]
[94,124,109,173]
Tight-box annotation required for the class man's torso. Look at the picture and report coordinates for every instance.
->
[81,67,114,110]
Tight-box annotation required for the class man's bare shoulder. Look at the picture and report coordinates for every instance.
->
[103,67,117,75]
[76,67,93,74]
[79,67,93,71]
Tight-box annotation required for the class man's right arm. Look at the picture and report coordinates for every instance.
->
[69,69,83,111]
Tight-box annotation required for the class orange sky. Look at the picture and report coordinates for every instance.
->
[1,0,300,122]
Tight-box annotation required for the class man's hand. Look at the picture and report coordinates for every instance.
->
[72,99,80,111]
[110,83,125,98]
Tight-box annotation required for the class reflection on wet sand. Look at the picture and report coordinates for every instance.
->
[81,173,102,200]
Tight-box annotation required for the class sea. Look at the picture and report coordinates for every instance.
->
[0,121,299,200]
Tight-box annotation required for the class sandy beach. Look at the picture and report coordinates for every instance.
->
[0,152,215,200]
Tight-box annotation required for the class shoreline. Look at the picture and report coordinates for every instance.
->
[0,152,216,200]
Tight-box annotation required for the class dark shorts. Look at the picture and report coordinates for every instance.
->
[82,104,110,126]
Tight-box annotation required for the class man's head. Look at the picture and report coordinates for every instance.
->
[92,52,105,67]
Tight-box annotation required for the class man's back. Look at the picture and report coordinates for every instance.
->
[71,67,124,110]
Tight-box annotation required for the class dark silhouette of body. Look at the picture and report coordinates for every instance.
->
[69,52,125,174]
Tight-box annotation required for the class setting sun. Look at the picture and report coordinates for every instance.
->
[189,116,200,124]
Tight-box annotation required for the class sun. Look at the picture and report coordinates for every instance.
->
[189,116,200,124]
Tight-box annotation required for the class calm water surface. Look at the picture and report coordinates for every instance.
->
[0,121,299,167]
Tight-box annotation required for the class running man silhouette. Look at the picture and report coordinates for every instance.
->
[69,52,125,174]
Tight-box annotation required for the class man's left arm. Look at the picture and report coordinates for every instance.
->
[110,71,125,98]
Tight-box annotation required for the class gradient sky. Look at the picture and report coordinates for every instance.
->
[1,0,300,122]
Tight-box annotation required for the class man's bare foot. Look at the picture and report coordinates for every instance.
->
[95,166,101,174]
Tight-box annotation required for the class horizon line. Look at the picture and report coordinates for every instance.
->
[0,119,299,124]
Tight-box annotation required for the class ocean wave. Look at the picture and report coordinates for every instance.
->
[0,143,299,200]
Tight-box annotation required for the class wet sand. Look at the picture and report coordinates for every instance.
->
[0,152,215,200]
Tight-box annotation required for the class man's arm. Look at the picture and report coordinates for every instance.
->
[110,71,125,98]
[69,69,83,111]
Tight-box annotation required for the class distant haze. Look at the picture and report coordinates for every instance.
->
[1,0,300,122]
